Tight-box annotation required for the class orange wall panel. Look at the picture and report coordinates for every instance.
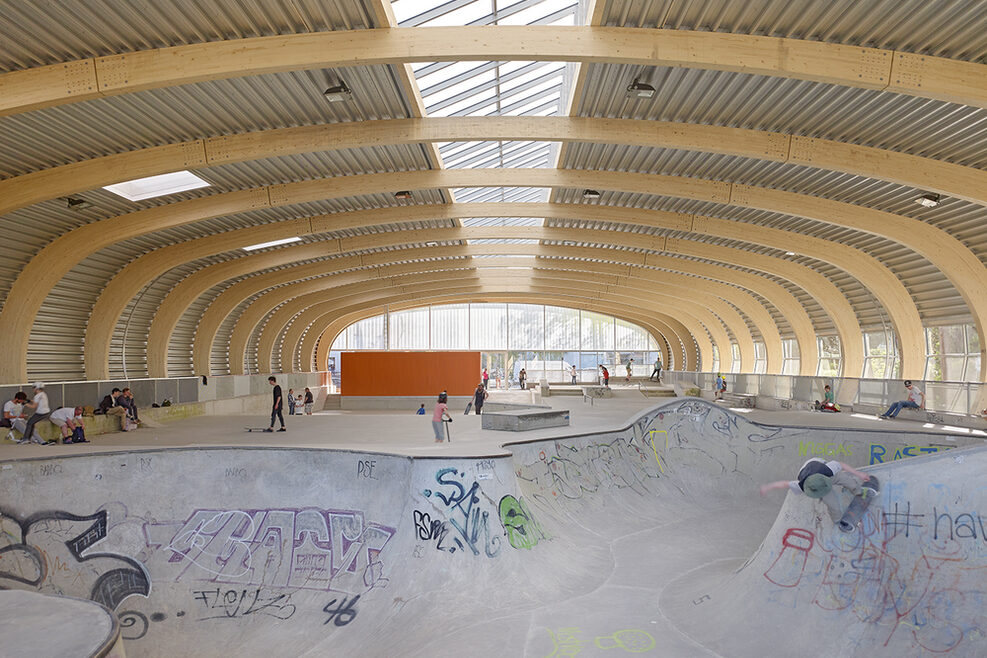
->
[340,351,481,397]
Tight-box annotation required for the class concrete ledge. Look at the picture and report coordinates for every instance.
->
[853,403,987,430]
[340,395,472,411]
[482,408,571,431]
[0,590,121,658]
[755,396,813,411]
[581,386,613,399]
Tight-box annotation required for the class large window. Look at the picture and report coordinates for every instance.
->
[863,329,899,379]
[925,324,981,382]
[782,338,800,375]
[329,303,658,360]
[817,335,842,377]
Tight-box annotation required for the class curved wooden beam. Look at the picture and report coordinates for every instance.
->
[300,288,716,377]
[241,262,769,377]
[78,205,919,381]
[4,26,981,116]
[226,268,744,376]
[307,296,695,375]
[146,241,816,377]
[5,117,985,218]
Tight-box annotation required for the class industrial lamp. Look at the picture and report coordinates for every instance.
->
[626,80,656,99]
[915,193,941,208]
[323,81,352,102]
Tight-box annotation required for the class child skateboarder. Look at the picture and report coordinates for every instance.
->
[760,458,874,523]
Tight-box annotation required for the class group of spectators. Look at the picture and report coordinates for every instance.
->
[2,383,89,445]
[2,383,142,446]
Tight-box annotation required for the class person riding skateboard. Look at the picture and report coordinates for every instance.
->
[759,458,873,523]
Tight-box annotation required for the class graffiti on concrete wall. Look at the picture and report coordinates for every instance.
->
[498,495,548,550]
[516,437,660,502]
[416,467,502,557]
[143,508,395,594]
[869,444,952,465]
[760,498,987,653]
[0,507,150,609]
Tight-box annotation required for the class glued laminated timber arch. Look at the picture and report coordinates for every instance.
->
[261,282,716,376]
[3,117,986,216]
[147,242,819,378]
[81,204,913,380]
[3,26,984,116]
[307,303,699,374]
[227,262,768,377]
[222,269,739,376]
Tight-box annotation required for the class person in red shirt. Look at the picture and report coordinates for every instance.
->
[599,365,609,387]
[431,392,451,442]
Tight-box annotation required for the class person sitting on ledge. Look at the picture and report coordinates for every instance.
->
[879,380,925,419]
[50,406,89,444]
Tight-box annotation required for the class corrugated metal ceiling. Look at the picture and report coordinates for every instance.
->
[600,0,987,63]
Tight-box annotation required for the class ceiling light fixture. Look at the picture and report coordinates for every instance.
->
[785,251,796,256]
[322,81,352,102]
[582,189,601,199]
[915,193,941,208]
[626,79,656,99]
[65,197,92,210]
[102,170,210,201]
[394,191,413,200]
[242,237,302,252]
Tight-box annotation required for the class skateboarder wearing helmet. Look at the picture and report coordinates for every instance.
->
[760,458,875,523]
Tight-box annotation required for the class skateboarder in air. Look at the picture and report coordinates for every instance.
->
[759,458,873,523]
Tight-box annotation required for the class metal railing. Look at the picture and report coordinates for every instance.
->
[664,371,986,417]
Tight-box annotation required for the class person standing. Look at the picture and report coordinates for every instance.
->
[287,388,296,415]
[518,368,527,390]
[880,380,925,419]
[571,364,577,385]
[304,388,314,415]
[625,359,633,381]
[482,368,489,390]
[715,373,727,400]
[650,357,662,382]
[265,376,286,432]
[21,383,54,445]
[599,365,609,387]
[432,392,451,443]
[473,383,488,415]
[495,368,502,389]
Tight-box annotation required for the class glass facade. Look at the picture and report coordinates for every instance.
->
[925,324,981,382]
[817,335,842,377]
[328,302,662,384]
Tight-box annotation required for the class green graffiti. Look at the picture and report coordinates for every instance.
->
[499,495,548,550]
[798,441,852,458]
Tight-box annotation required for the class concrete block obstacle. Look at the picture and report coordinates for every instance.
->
[481,407,571,431]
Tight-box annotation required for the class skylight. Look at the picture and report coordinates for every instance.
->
[242,237,302,252]
[102,170,210,201]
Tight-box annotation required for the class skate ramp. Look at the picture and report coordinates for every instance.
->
[0,399,984,656]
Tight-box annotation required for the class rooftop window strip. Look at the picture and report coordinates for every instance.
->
[438,77,563,117]
[424,62,563,113]
[396,0,577,28]
[467,238,542,244]
[440,141,554,168]
[461,216,546,226]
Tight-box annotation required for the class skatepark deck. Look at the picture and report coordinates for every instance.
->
[0,398,984,656]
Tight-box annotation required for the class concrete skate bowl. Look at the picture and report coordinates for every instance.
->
[0,398,984,656]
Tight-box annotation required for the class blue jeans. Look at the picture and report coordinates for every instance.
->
[883,400,919,418]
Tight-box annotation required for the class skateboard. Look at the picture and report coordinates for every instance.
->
[838,475,880,533]
[464,401,473,415]
[244,427,269,432]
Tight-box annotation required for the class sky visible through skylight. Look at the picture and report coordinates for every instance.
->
[393,0,579,227]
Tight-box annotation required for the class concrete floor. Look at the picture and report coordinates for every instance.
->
[2,391,985,656]
[2,387,981,462]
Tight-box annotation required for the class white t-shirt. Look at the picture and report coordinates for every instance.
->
[3,401,23,418]
[907,385,923,404]
[50,407,80,425]
[788,458,842,494]
[33,391,50,415]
